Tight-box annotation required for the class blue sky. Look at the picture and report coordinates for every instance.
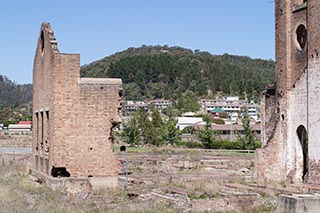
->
[0,1,275,84]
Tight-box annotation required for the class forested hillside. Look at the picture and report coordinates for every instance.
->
[81,45,275,101]
[0,75,32,107]
[0,75,32,125]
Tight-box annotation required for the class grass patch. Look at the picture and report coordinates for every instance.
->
[244,204,276,213]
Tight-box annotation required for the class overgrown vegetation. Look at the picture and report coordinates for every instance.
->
[0,160,186,212]
[0,75,32,125]
[195,113,261,150]
[118,108,261,150]
[118,108,181,147]
[81,45,274,101]
[236,113,261,150]
[0,163,101,212]
[0,75,32,108]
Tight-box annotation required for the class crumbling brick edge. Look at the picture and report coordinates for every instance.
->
[30,168,118,197]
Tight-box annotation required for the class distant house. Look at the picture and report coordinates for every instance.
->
[123,101,148,114]
[223,96,239,101]
[229,112,239,122]
[211,108,225,118]
[123,99,171,114]
[182,112,196,117]
[193,123,261,141]
[177,117,203,130]
[8,124,32,133]
[200,97,260,121]
[150,99,171,110]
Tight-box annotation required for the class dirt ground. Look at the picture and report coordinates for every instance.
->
[116,148,277,212]
[0,147,283,212]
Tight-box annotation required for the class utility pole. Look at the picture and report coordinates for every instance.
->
[120,145,128,199]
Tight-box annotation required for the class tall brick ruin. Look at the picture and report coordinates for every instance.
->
[32,22,122,181]
[256,0,320,185]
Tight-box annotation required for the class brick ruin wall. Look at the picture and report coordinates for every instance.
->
[256,0,320,185]
[32,22,122,178]
[304,0,320,185]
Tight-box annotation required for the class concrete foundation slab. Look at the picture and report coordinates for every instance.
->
[277,194,320,213]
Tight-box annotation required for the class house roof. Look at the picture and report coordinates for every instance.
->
[19,121,32,125]
[177,117,203,125]
[8,124,32,129]
[193,123,261,131]
[182,112,196,117]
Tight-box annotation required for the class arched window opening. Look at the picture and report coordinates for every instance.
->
[296,125,308,182]
[295,24,307,52]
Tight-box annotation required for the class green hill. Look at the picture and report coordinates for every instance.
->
[0,75,32,108]
[0,75,32,125]
[81,45,274,101]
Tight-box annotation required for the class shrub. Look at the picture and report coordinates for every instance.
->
[211,118,225,124]
[175,141,203,148]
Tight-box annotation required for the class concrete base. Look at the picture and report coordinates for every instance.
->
[89,176,118,191]
[30,169,118,197]
[277,194,320,213]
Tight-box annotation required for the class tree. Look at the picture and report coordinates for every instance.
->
[123,83,142,101]
[162,118,181,145]
[143,109,164,146]
[161,106,180,118]
[176,91,200,113]
[144,123,164,146]
[119,115,141,146]
[237,113,257,150]
[135,109,149,145]
[196,114,217,149]
[151,108,163,128]
[0,106,19,126]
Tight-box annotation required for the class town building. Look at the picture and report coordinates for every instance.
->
[122,99,171,114]
[256,0,320,185]
[200,97,260,122]
[8,124,32,133]
[176,117,203,130]
[150,99,171,110]
[19,121,32,125]
[122,101,148,114]
[211,124,261,142]
[32,22,122,186]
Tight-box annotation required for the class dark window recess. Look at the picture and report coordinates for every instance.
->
[40,31,45,53]
[296,125,308,182]
[296,24,307,51]
[51,166,71,177]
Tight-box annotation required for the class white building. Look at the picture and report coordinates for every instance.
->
[177,117,203,130]
[8,124,32,133]
[150,99,171,110]
[200,97,260,121]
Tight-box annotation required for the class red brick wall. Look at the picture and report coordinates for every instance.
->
[32,22,121,178]
[257,0,320,185]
